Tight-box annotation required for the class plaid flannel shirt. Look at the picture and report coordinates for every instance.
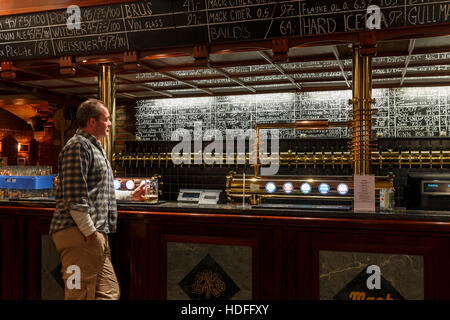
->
[49,129,117,234]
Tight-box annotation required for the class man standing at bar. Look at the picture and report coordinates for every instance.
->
[50,98,144,300]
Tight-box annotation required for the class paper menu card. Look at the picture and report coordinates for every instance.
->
[353,175,375,212]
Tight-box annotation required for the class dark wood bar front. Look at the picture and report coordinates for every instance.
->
[1,202,449,300]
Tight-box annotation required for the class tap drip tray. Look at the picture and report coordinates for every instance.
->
[252,203,352,211]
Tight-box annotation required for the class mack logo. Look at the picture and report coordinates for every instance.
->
[333,265,404,300]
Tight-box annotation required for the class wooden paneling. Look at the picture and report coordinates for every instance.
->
[160,232,261,299]
[305,231,438,300]
[0,215,22,299]
[24,216,53,300]
[1,205,450,300]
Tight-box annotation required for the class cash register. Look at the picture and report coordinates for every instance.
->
[405,173,450,211]
[177,189,225,205]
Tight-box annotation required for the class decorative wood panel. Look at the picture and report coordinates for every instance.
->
[163,235,254,300]
[301,231,450,300]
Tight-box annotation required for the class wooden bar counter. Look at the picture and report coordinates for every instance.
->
[1,200,450,300]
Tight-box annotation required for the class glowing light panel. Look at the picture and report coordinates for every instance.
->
[283,182,294,194]
[318,183,330,194]
[126,180,135,190]
[300,183,312,194]
[337,183,349,195]
[265,182,277,193]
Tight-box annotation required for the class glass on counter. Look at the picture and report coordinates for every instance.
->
[0,166,55,200]
[0,165,52,176]
[144,178,158,204]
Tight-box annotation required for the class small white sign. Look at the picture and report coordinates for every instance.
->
[354,175,375,212]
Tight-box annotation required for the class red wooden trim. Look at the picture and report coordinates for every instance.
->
[120,209,450,234]
[163,234,256,247]
[3,204,450,234]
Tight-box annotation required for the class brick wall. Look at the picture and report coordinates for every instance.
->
[114,103,136,153]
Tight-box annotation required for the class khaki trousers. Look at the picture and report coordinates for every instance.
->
[52,226,120,300]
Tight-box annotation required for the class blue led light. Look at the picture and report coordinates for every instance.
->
[283,182,294,194]
[337,183,349,195]
[265,182,277,193]
[427,184,439,188]
[300,183,312,194]
[113,180,121,190]
[318,183,330,194]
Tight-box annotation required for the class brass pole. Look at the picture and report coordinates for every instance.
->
[98,63,116,162]
[361,54,373,175]
[351,46,374,175]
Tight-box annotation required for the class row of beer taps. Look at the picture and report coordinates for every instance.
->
[113,149,450,169]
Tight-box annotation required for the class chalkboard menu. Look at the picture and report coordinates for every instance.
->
[1,0,449,60]
[135,87,450,140]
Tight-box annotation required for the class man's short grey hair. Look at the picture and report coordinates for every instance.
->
[76,99,105,128]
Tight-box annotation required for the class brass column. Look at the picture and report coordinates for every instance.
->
[350,46,374,176]
[98,63,116,162]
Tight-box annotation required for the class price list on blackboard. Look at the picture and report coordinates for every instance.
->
[1,0,449,60]
[135,88,450,141]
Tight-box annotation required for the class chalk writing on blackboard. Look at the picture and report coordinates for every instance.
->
[135,88,450,141]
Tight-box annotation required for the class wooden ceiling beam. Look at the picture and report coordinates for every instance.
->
[258,51,302,90]
[78,64,174,98]
[140,60,215,96]
[41,62,450,90]
[211,67,256,93]
[400,39,416,86]
[116,78,450,103]
[331,45,350,88]
[10,51,450,83]
[0,80,84,106]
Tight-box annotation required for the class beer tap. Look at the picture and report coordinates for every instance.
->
[150,152,156,167]
[157,147,161,168]
[136,153,142,168]
[378,151,382,169]
[312,150,317,169]
[397,149,402,169]
[143,153,151,167]
[121,152,126,167]
[164,152,169,168]
[219,152,223,168]
[428,149,433,169]
[112,152,117,168]
[128,154,132,168]
[408,150,412,169]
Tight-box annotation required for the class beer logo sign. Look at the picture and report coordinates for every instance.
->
[333,265,404,300]
[178,254,240,300]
